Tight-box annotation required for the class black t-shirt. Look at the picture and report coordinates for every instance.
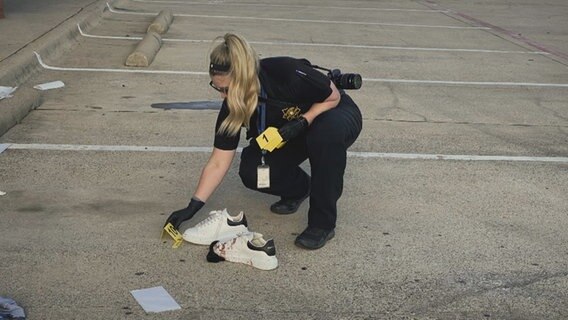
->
[213,57,332,150]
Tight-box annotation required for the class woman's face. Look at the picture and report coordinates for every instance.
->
[209,75,231,99]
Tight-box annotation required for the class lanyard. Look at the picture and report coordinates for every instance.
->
[257,85,267,134]
[257,86,268,163]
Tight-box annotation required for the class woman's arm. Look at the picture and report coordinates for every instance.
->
[163,147,236,229]
[301,81,341,125]
[193,147,236,201]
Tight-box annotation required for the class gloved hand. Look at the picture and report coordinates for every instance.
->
[164,198,205,230]
[278,116,309,142]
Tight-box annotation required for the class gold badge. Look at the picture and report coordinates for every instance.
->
[282,106,301,121]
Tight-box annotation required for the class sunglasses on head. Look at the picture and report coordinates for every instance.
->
[209,81,229,94]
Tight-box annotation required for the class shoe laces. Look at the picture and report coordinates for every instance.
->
[195,210,224,229]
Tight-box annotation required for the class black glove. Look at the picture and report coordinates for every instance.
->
[278,116,309,142]
[164,198,205,230]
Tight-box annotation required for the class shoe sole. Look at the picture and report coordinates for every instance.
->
[294,230,335,250]
[270,206,299,215]
[232,256,278,271]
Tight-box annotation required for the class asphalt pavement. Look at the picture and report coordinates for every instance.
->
[1,0,567,319]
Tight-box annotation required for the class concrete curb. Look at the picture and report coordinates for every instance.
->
[147,10,174,34]
[0,87,42,136]
[125,32,163,67]
[0,0,108,137]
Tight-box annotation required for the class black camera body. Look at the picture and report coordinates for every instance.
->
[327,69,363,90]
[304,60,363,90]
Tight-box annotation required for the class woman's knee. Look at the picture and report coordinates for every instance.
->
[307,104,361,147]
[307,121,344,147]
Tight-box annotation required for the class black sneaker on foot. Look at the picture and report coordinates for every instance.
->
[294,227,335,250]
[270,191,309,215]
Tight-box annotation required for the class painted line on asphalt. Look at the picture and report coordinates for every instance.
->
[2,143,214,153]
[34,52,568,88]
[34,52,207,75]
[347,151,568,163]
[78,25,549,55]
[131,0,450,12]
[362,78,568,88]
[106,3,488,30]
[2,143,568,164]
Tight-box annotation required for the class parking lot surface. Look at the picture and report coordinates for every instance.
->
[1,0,567,319]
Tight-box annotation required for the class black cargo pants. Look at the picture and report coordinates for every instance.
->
[239,93,363,230]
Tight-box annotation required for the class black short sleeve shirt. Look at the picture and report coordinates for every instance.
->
[213,57,332,150]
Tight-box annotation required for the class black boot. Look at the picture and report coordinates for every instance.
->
[270,188,309,215]
[295,227,335,250]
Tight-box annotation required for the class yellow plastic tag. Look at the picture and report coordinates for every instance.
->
[162,223,183,249]
[256,127,285,152]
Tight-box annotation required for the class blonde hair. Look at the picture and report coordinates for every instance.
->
[210,33,260,136]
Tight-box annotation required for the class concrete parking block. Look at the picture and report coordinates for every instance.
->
[147,9,173,34]
[125,32,162,67]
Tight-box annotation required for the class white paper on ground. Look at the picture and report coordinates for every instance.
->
[130,286,181,313]
[33,81,65,91]
[0,191,6,196]
[0,86,17,100]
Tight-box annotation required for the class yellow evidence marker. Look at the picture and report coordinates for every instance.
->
[256,127,286,152]
[162,223,183,248]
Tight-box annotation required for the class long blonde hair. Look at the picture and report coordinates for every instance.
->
[210,33,260,136]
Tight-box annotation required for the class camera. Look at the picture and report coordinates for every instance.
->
[310,63,362,90]
[327,69,362,90]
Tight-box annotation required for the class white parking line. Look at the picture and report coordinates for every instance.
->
[34,52,568,88]
[130,0,450,13]
[2,143,567,163]
[348,151,568,163]
[34,52,207,75]
[363,78,568,88]
[105,3,489,30]
[77,25,548,55]
[2,143,213,153]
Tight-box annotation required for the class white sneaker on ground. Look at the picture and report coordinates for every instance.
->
[207,232,278,271]
[182,208,249,245]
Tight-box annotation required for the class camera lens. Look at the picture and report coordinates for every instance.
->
[339,73,362,90]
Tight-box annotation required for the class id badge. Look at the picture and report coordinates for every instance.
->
[257,165,270,189]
